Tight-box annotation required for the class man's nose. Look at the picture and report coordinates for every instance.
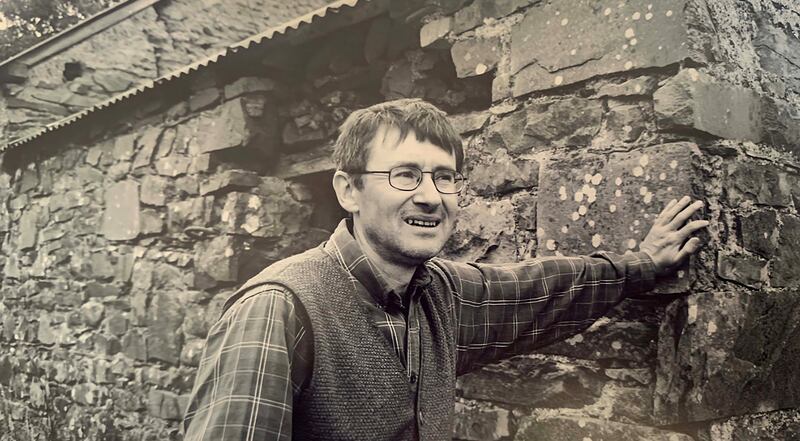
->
[411,173,442,206]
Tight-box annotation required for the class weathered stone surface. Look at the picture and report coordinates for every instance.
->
[754,17,800,96]
[453,400,510,441]
[85,282,121,298]
[113,133,137,162]
[223,77,276,100]
[448,111,490,135]
[537,142,697,291]
[717,252,767,289]
[708,408,800,441]
[724,161,793,207]
[605,101,648,143]
[180,339,205,367]
[740,210,779,258]
[771,215,800,288]
[101,180,140,241]
[148,389,182,421]
[147,292,185,365]
[194,235,241,283]
[458,355,603,408]
[451,36,501,78]
[511,0,700,97]
[188,87,220,112]
[656,289,800,424]
[468,156,538,196]
[140,209,164,235]
[515,415,694,441]
[122,328,148,361]
[199,169,262,195]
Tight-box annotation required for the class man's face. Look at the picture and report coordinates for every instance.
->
[350,126,459,267]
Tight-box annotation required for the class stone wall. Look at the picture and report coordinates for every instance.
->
[0,0,799,440]
[0,0,331,142]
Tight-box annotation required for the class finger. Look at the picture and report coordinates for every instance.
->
[661,196,692,224]
[655,198,678,224]
[675,237,702,262]
[669,200,704,229]
[676,219,710,240]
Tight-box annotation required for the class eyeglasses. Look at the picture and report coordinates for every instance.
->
[348,166,465,194]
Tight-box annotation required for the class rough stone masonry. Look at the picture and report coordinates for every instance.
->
[0,0,799,440]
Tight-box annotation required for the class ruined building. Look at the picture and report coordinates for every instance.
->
[0,0,798,439]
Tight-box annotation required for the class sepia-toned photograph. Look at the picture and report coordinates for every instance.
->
[0,0,798,440]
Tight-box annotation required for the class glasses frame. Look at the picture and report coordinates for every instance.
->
[347,166,466,194]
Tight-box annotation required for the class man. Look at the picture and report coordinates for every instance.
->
[183,99,708,440]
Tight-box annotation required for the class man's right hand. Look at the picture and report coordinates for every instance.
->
[639,196,709,276]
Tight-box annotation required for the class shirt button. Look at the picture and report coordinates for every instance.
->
[409,373,417,384]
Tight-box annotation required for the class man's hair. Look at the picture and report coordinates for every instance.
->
[333,99,464,187]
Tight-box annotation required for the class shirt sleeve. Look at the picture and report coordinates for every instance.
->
[433,251,655,375]
[182,284,313,441]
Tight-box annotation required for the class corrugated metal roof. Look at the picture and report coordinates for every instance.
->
[3,0,387,152]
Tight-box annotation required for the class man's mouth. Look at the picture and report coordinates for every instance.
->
[404,218,441,228]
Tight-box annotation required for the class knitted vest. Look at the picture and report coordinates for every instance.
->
[226,245,457,441]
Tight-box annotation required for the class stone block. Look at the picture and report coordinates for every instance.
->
[537,142,698,291]
[140,175,170,206]
[448,111,490,135]
[515,415,694,441]
[113,133,137,161]
[193,97,277,156]
[443,198,515,263]
[122,328,148,361]
[595,76,660,98]
[654,69,762,141]
[724,161,793,207]
[85,282,121,298]
[457,355,603,408]
[101,180,140,241]
[132,126,162,169]
[605,102,647,143]
[656,289,800,424]
[453,400,510,441]
[451,0,536,34]
[717,252,767,289]
[451,36,501,78]
[219,190,310,238]
[155,155,191,177]
[468,156,538,196]
[754,18,800,96]
[80,301,105,327]
[148,389,182,421]
[420,16,451,48]
[511,0,701,97]
[147,291,185,365]
[140,209,164,235]
[771,215,800,288]
[18,206,41,250]
[740,210,779,258]
[199,169,262,195]
[223,77,277,100]
[180,339,205,367]
[538,315,657,364]
[167,197,213,233]
[194,235,241,283]
[188,87,220,112]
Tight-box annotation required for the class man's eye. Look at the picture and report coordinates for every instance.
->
[394,170,417,179]
[435,172,456,183]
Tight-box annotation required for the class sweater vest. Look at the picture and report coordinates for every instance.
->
[225,244,458,441]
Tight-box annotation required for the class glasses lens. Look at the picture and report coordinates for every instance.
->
[433,170,463,194]
[389,166,422,190]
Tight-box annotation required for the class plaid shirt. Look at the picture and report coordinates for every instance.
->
[183,219,655,440]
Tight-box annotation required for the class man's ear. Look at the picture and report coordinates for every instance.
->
[332,171,359,214]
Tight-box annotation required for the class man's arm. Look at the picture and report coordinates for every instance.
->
[182,286,312,441]
[436,196,707,374]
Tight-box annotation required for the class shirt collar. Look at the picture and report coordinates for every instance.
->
[324,219,433,308]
